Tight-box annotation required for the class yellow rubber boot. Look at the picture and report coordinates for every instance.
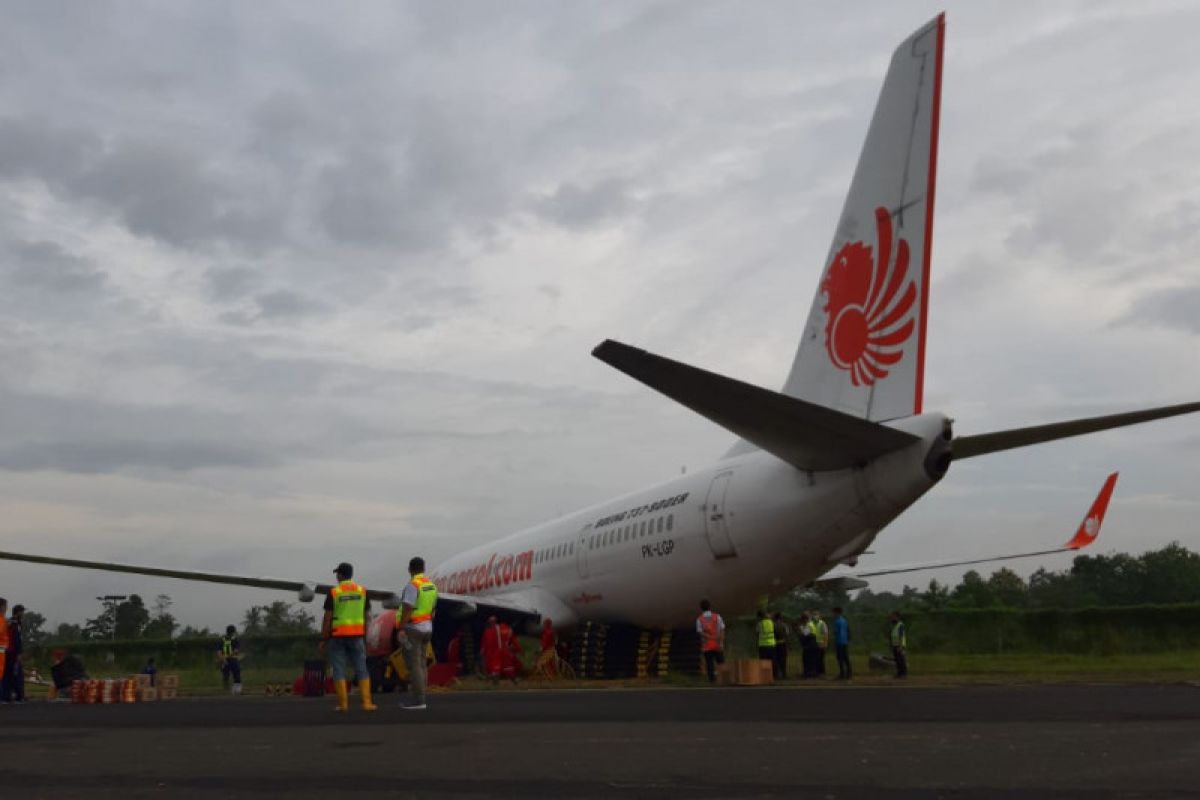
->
[333,680,349,712]
[359,679,377,712]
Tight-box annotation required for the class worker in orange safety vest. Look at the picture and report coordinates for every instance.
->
[695,599,726,683]
[320,562,377,712]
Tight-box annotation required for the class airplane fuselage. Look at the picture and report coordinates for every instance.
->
[431,413,950,629]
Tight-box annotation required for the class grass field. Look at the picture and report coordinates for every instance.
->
[17,648,1200,699]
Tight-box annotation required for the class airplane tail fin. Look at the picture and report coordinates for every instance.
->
[781,14,944,422]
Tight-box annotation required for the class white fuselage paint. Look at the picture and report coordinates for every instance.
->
[431,413,948,630]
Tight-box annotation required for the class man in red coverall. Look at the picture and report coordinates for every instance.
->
[480,616,505,681]
[539,619,557,676]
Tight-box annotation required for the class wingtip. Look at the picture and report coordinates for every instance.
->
[1064,472,1120,550]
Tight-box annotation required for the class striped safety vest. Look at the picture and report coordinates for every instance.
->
[400,574,438,626]
[330,580,367,637]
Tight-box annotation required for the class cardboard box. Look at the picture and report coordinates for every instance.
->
[159,674,180,689]
[759,660,775,684]
[135,674,153,689]
[159,687,178,700]
[733,659,762,685]
[140,687,158,702]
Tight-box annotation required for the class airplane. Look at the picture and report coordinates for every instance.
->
[1,14,1197,644]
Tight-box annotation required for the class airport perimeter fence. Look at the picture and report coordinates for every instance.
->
[846,604,1200,655]
[27,632,322,672]
[27,604,1200,672]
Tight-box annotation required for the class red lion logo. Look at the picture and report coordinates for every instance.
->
[821,206,917,386]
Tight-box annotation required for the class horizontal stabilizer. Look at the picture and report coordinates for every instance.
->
[810,575,870,592]
[592,339,919,471]
[953,402,1200,460]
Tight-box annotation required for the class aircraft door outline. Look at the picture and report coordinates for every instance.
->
[703,470,738,559]
[576,523,592,579]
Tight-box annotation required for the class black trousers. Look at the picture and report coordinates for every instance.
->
[800,637,817,677]
[892,646,908,678]
[773,643,788,679]
[703,650,724,683]
[1,657,24,702]
[221,659,242,686]
[835,644,852,678]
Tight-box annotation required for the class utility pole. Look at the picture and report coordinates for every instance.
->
[96,595,127,641]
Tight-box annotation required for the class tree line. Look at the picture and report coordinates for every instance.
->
[27,595,317,647]
[785,542,1200,615]
[19,543,1200,647]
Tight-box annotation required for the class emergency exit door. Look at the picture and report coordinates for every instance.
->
[576,523,592,579]
[703,470,738,559]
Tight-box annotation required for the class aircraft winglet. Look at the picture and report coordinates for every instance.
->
[1064,471,1118,550]
[823,472,1120,582]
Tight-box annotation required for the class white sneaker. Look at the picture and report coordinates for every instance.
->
[401,703,427,710]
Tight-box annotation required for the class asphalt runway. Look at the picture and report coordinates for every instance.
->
[3,683,1200,798]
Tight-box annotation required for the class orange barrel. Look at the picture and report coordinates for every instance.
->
[121,678,137,703]
[70,679,85,704]
[85,679,100,704]
[101,679,116,704]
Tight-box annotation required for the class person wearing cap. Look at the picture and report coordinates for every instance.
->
[321,562,377,712]
[217,625,243,695]
[396,556,437,709]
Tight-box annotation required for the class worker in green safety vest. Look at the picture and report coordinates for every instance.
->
[396,556,438,710]
[755,610,776,663]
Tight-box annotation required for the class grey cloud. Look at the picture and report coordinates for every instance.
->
[0,117,100,186]
[70,139,280,251]
[1118,285,1200,334]
[0,439,277,474]
[8,240,106,293]
[254,290,329,320]
[0,118,286,253]
[534,179,633,230]
[205,266,261,302]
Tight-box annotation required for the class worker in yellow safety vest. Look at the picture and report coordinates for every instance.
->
[888,611,908,679]
[755,610,775,663]
[396,556,438,710]
[321,562,377,712]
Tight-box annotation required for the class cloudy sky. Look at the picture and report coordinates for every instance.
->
[1,1,1198,631]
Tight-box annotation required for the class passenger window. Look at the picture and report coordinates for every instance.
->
[667,514,673,531]
[569,543,574,555]
[589,535,596,549]
[640,521,646,537]
[658,517,664,534]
